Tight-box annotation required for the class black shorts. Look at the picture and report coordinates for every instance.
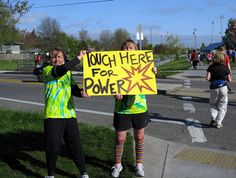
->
[113,111,150,131]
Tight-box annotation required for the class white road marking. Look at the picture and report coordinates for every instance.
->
[0,97,45,106]
[150,118,185,125]
[0,97,185,125]
[182,96,192,100]
[183,80,191,88]
[183,102,196,113]
[186,118,207,143]
[0,97,113,116]
[75,108,113,116]
[0,96,207,143]
[182,96,207,143]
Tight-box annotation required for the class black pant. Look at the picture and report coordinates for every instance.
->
[44,118,86,176]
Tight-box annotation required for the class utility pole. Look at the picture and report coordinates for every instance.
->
[136,24,143,50]
[139,25,142,50]
[150,29,152,45]
[220,15,224,39]
[165,32,169,44]
[193,28,197,49]
[211,21,214,42]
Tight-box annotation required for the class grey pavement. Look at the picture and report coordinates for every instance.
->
[144,135,236,178]
[158,64,236,102]
[144,64,236,178]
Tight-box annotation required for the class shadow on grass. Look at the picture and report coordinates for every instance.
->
[0,130,116,178]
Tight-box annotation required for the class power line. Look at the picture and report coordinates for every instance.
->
[33,0,114,9]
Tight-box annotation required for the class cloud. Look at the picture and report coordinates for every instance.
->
[229,6,236,13]
[157,6,188,15]
[19,12,48,25]
[67,17,115,33]
[207,0,225,6]
[144,23,162,31]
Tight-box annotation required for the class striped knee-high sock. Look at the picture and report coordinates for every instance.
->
[135,140,144,164]
[115,143,124,164]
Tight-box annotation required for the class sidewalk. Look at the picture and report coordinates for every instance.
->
[157,65,236,102]
[144,65,236,178]
[144,135,236,178]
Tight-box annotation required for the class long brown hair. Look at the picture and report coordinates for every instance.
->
[213,53,225,64]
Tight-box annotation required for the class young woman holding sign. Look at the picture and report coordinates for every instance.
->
[43,47,90,178]
[111,39,157,177]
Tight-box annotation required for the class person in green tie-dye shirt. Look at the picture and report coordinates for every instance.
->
[43,47,89,178]
[111,39,157,178]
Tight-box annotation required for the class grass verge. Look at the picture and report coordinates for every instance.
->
[157,57,192,77]
[0,60,18,70]
[0,109,134,178]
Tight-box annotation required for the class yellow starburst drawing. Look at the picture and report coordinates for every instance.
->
[122,62,155,94]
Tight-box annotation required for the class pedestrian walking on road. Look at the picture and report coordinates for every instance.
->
[190,49,199,69]
[206,52,232,129]
[110,39,157,178]
[43,47,90,178]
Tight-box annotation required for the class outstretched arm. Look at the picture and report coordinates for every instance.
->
[51,50,87,77]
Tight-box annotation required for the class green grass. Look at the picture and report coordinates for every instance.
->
[0,60,18,70]
[231,61,236,68]
[0,109,134,178]
[157,57,192,77]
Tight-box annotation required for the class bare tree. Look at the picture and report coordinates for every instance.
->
[99,30,112,50]
[79,29,90,41]
[111,28,130,50]
[37,17,61,51]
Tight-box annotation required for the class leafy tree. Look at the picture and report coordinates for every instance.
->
[200,43,206,51]
[89,39,102,51]
[21,29,38,49]
[166,34,183,58]
[223,18,236,49]
[79,29,90,41]
[77,40,88,51]
[0,0,31,52]
[153,44,168,55]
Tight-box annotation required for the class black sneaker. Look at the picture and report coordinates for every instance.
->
[209,120,216,127]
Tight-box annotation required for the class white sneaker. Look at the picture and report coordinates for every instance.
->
[45,176,54,178]
[111,164,123,177]
[216,123,223,129]
[80,172,89,178]
[135,164,144,177]
[213,122,223,129]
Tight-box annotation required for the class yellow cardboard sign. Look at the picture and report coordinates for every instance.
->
[83,50,157,96]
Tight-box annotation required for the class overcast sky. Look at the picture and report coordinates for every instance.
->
[17,0,236,48]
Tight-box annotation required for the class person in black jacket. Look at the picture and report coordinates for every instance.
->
[206,52,232,129]
[43,47,90,178]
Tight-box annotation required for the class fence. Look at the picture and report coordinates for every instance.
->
[17,60,35,71]
[0,53,33,61]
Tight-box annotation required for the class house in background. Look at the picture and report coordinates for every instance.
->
[1,42,23,54]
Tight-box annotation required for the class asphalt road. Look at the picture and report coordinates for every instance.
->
[0,73,236,152]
